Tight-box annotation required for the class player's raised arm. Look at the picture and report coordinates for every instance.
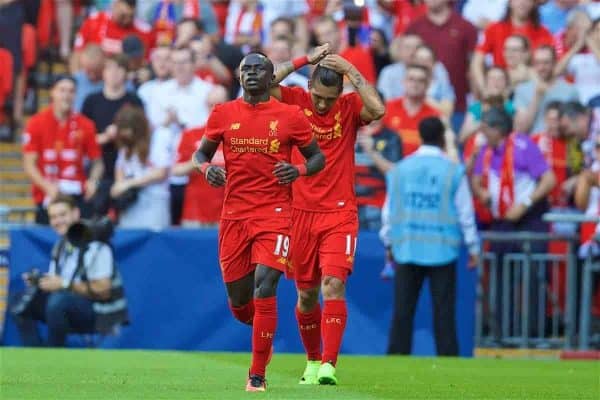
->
[319,55,385,122]
[273,139,325,185]
[270,44,330,100]
[193,137,226,187]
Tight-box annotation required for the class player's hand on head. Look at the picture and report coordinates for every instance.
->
[206,166,227,187]
[308,43,330,65]
[319,54,352,74]
[273,162,299,185]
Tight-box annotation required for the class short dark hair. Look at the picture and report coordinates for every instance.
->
[48,194,77,209]
[118,0,136,8]
[51,74,77,88]
[545,100,562,114]
[418,117,445,147]
[106,53,130,71]
[560,101,588,119]
[311,65,343,93]
[406,63,430,78]
[481,107,513,135]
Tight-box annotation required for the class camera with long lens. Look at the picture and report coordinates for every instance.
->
[66,216,114,248]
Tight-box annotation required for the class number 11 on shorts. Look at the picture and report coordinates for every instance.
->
[345,234,357,256]
[274,234,290,257]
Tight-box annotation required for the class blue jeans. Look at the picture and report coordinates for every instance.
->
[12,290,96,347]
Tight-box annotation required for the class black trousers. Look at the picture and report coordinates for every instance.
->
[388,261,458,356]
[169,183,186,226]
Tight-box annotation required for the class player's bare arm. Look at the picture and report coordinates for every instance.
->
[273,139,325,185]
[193,137,227,187]
[319,55,385,122]
[270,44,330,100]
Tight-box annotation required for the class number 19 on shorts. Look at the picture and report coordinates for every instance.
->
[274,234,290,257]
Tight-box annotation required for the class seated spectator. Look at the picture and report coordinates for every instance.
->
[189,34,232,86]
[532,101,572,207]
[412,44,456,119]
[74,0,153,59]
[377,33,423,100]
[171,85,228,227]
[383,64,440,157]
[111,105,171,230]
[9,195,128,347]
[81,54,144,216]
[554,16,600,106]
[503,34,533,91]
[471,0,554,95]
[355,119,402,230]
[513,45,578,133]
[224,0,263,54]
[73,44,105,112]
[22,76,103,224]
[460,66,514,144]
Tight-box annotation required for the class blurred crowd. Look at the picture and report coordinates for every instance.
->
[0,0,598,237]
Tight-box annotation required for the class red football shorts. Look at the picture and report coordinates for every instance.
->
[218,218,291,283]
[288,209,359,289]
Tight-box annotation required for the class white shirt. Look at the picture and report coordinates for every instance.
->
[49,241,113,287]
[568,53,600,106]
[380,145,480,255]
[137,78,169,131]
[151,77,213,130]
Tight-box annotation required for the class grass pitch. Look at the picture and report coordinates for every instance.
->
[1,348,598,399]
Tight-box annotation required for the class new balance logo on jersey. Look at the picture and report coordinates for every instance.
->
[230,122,241,130]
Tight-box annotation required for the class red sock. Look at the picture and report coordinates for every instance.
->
[295,304,321,361]
[250,297,277,377]
[321,299,347,366]
[229,301,254,325]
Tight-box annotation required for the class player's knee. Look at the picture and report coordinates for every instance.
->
[321,276,345,300]
[297,288,319,312]
[254,268,281,299]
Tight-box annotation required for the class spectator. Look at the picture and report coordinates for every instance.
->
[189,34,232,86]
[513,45,578,133]
[73,44,105,112]
[503,34,533,90]
[370,28,392,77]
[173,17,203,49]
[121,34,147,88]
[261,1,309,52]
[559,101,593,168]
[554,8,592,58]
[531,101,571,207]
[412,44,456,119]
[554,17,600,106]
[81,54,144,216]
[406,0,478,130]
[224,0,263,54]
[22,76,103,224]
[377,33,423,100]
[462,0,508,29]
[9,194,128,347]
[137,45,172,128]
[171,85,228,227]
[150,0,217,47]
[381,116,480,355]
[265,36,308,89]
[383,64,440,157]
[149,47,214,225]
[74,0,153,59]
[539,0,580,34]
[460,66,514,144]
[354,119,403,230]
[111,105,171,230]
[314,15,377,84]
[471,0,554,95]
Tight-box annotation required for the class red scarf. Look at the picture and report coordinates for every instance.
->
[483,134,515,219]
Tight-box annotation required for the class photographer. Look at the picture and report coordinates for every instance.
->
[10,195,128,347]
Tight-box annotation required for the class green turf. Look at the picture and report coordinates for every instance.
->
[1,348,598,399]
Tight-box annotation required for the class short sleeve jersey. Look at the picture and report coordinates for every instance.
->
[22,107,100,204]
[205,97,313,220]
[279,86,366,212]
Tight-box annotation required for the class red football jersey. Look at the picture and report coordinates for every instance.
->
[383,97,439,157]
[74,11,153,56]
[177,126,225,224]
[205,97,313,220]
[280,86,366,212]
[22,106,100,204]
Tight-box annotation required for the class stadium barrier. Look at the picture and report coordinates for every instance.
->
[2,226,477,356]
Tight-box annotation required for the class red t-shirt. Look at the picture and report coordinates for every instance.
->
[340,46,377,85]
[279,86,366,212]
[205,97,313,220]
[476,21,554,67]
[177,127,225,224]
[406,12,478,112]
[74,11,153,56]
[383,98,440,157]
[22,106,100,204]
[532,132,568,207]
